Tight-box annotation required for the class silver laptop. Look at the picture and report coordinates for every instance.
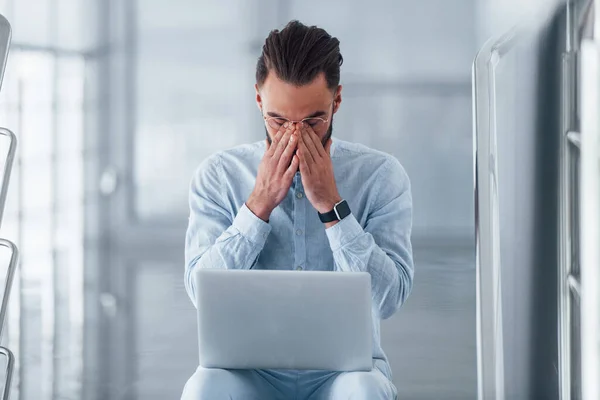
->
[195,269,372,371]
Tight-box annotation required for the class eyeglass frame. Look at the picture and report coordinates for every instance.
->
[263,115,329,131]
[261,101,336,132]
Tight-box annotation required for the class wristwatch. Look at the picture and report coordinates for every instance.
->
[318,199,351,223]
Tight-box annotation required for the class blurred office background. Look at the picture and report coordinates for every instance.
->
[0,0,552,399]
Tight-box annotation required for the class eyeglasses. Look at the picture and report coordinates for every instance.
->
[263,115,329,132]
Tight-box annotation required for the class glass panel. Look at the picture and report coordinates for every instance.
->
[491,33,552,399]
[0,48,21,132]
[56,55,84,210]
[0,0,11,17]
[21,214,52,260]
[0,47,86,400]
[56,158,83,207]
[336,93,472,235]
[134,262,196,399]
[133,0,259,221]
[1,216,17,240]
[133,0,477,222]
[137,0,251,31]
[0,45,22,396]
[56,57,84,154]
[135,115,245,220]
[21,164,52,211]
[579,39,600,400]
[0,0,96,52]
[473,26,557,398]
[289,0,476,80]
[54,60,85,396]
[19,252,52,400]
[56,0,98,51]
[16,52,55,162]
[12,0,51,46]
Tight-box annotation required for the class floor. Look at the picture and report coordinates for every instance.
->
[21,235,476,399]
[384,236,476,399]
[141,236,478,400]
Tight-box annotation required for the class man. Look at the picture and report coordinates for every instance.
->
[182,20,413,400]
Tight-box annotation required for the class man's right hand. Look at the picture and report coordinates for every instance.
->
[246,122,300,222]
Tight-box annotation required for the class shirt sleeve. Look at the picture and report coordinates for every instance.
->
[184,154,271,307]
[325,157,414,319]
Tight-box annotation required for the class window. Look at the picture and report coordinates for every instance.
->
[0,50,85,400]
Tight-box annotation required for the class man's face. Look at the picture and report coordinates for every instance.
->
[256,72,342,148]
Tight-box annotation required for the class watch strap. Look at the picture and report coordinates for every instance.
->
[318,200,351,223]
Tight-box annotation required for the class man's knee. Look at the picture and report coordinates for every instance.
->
[329,370,396,399]
[181,367,260,400]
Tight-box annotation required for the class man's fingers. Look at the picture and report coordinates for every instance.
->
[268,124,288,154]
[278,130,298,171]
[285,154,300,178]
[298,131,316,165]
[300,125,322,159]
[304,124,327,158]
[298,148,311,175]
[297,134,313,174]
[272,124,295,159]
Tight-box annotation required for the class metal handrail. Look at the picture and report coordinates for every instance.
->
[473,28,520,400]
[0,14,16,400]
[0,128,16,229]
[557,1,600,399]
[0,15,10,94]
[0,239,17,338]
[473,36,500,400]
[579,37,600,400]
[0,347,13,400]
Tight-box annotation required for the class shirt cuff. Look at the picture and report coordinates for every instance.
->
[233,203,272,246]
[325,213,364,252]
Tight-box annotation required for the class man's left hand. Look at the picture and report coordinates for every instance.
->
[297,124,342,214]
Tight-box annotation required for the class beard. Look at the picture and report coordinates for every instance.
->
[265,119,333,148]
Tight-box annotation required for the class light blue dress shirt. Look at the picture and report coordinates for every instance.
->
[184,136,414,380]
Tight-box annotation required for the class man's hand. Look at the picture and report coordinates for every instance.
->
[247,123,300,222]
[297,124,342,215]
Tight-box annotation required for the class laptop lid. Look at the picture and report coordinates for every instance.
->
[195,269,372,371]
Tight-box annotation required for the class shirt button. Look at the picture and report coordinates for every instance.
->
[262,232,268,238]
[295,229,303,235]
[296,192,303,199]
[296,266,303,271]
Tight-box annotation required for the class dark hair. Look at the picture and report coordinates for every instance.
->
[256,20,343,90]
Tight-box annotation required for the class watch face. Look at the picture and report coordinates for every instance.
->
[319,200,351,223]
[335,200,351,219]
